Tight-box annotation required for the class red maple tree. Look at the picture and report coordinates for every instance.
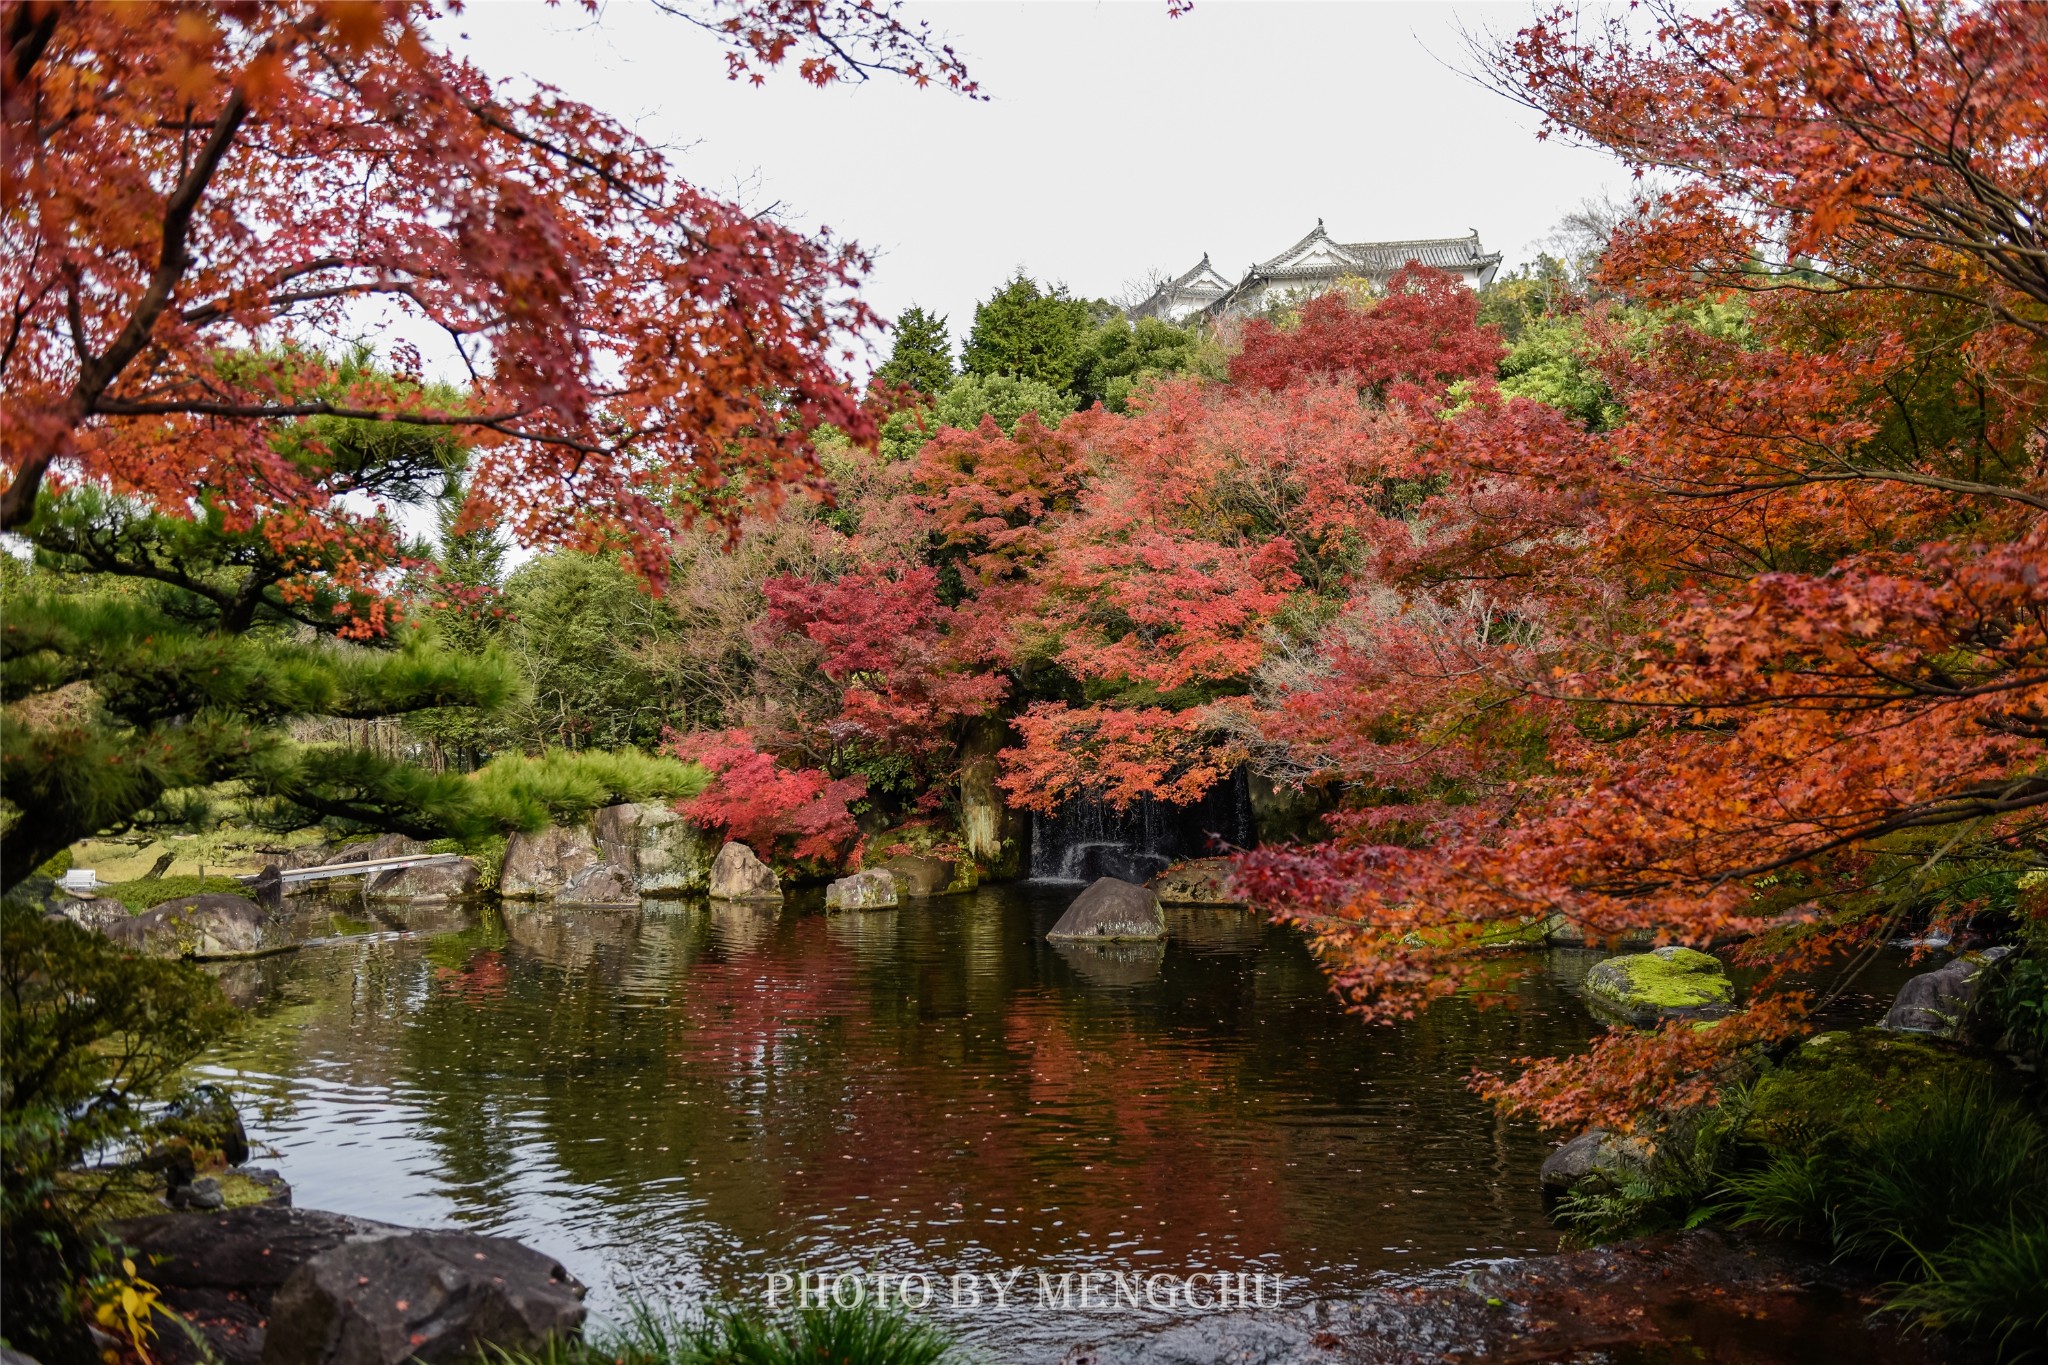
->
[0,0,975,600]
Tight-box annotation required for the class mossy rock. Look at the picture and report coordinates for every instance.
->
[1583,946,1733,1025]
[1402,915,1552,951]
[1739,1028,2006,1158]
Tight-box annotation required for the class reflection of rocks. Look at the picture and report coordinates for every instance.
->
[708,842,781,901]
[593,802,714,896]
[825,869,898,911]
[1165,906,1265,953]
[706,901,780,954]
[1047,877,1167,941]
[364,858,477,903]
[501,826,603,900]
[102,894,283,960]
[824,906,903,956]
[1148,857,1244,906]
[1053,939,1167,988]
[367,901,471,937]
[503,905,641,968]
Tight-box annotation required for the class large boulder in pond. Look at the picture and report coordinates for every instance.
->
[1047,877,1167,942]
[1583,946,1733,1026]
[708,842,781,901]
[825,869,899,911]
[1148,858,1244,906]
[1882,947,2011,1039]
[872,854,957,898]
[499,825,603,901]
[102,894,276,960]
[592,802,715,896]
[363,858,477,903]
[263,1231,586,1365]
[557,861,637,905]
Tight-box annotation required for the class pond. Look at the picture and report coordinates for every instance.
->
[194,884,1919,1361]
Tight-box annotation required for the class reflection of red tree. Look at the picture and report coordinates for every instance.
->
[649,914,1303,1263]
[433,950,508,1004]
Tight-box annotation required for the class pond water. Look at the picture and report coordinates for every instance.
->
[195,884,1918,1361]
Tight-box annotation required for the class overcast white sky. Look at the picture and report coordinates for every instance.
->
[438,1,1630,367]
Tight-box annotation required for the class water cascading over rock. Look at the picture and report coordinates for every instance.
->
[1028,768,1256,884]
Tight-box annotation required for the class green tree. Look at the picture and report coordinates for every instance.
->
[875,305,954,398]
[495,552,686,752]
[1072,314,1223,412]
[961,273,1095,391]
[876,372,1077,462]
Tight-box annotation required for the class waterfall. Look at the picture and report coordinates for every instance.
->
[1028,768,1256,884]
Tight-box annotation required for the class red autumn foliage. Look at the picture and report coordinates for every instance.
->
[0,0,974,599]
[1230,265,1503,400]
[1233,0,2048,1130]
[671,728,866,865]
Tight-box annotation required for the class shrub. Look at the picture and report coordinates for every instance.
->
[0,901,240,1360]
[491,1299,959,1365]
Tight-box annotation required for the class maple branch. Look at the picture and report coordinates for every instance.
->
[1,85,248,530]
[1644,466,2048,513]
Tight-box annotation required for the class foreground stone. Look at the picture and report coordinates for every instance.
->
[499,825,603,900]
[1147,858,1244,906]
[593,801,715,895]
[265,1231,586,1365]
[1583,946,1732,1025]
[872,854,958,897]
[708,841,781,901]
[825,868,899,911]
[363,857,478,903]
[1882,947,2010,1039]
[107,1206,584,1365]
[1539,1127,1653,1194]
[102,894,279,960]
[1047,878,1167,942]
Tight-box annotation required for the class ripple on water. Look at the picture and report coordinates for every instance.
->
[199,885,1626,1359]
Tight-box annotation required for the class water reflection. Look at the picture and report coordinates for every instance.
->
[202,885,1607,1359]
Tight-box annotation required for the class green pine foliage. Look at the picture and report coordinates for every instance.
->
[875,305,954,398]
[961,272,1096,391]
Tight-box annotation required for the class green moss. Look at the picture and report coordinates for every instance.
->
[98,873,248,911]
[1585,946,1733,1021]
[1403,916,1552,951]
[216,1169,282,1208]
[1740,1028,2005,1157]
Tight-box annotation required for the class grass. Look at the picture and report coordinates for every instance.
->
[487,1300,961,1365]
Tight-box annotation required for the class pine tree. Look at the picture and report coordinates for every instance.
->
[876,305,955,398]
[961,273,1095,393]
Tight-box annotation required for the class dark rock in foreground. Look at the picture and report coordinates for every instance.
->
[1047,878,1167,941]
[106,1206,585,1365]
[265,1230,586,1365]
[1538,1126,1652,1194]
